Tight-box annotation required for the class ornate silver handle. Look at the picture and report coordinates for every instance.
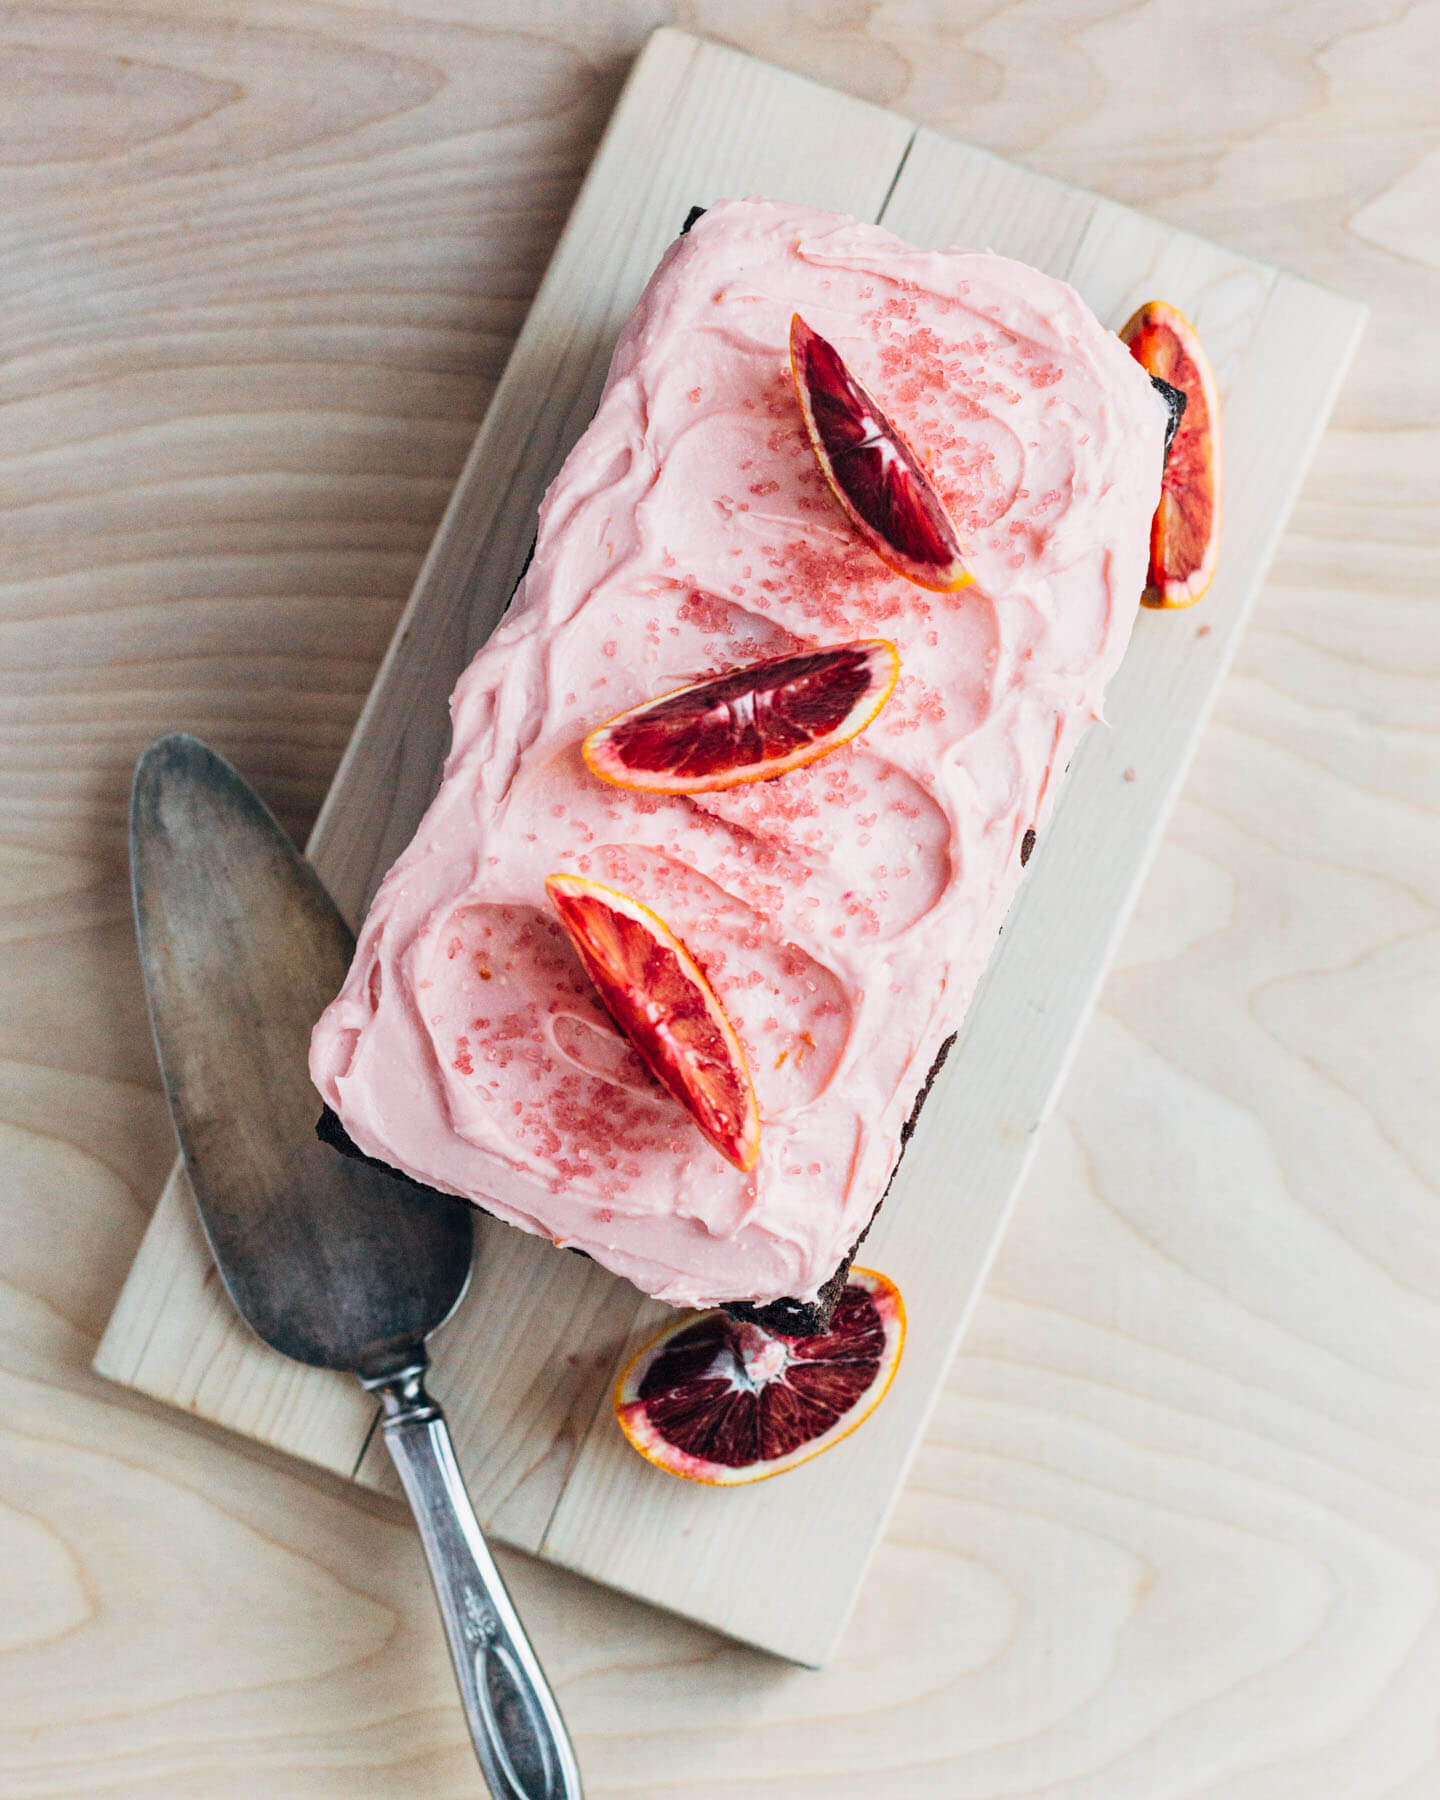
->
[364,1363,584,1800]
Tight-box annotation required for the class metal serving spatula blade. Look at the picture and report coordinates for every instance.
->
[130,733,583,1800]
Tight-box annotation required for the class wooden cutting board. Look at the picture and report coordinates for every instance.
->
[94,26,1365,1667]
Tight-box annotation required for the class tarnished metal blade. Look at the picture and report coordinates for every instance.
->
[130,734,472,1374]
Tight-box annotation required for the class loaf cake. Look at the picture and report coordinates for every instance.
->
[310,198,1168,1329]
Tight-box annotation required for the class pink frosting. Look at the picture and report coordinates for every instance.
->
[310,199,1166,1309]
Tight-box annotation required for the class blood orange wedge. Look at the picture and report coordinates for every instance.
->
[1120,299,1223,609]
[582,640,899,794]
[790,313,970,592]
[544,874,760,1171]
[615,1268,905,1484]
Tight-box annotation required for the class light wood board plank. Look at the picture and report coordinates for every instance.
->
[94,31,1364,1665]
[97,1163,374,1469]
[535,129,1366,1662]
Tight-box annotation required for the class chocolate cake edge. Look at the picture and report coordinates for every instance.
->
[721,1028,956,1336]
[314,1029,957,1339]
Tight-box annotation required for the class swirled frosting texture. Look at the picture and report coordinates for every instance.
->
[310,199,1167,1308]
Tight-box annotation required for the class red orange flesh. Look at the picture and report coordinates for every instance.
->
[790,314,971,593]
[615,1268,905,1485]
[582,640,899,794]
[544,874,760,1172]
[1120,299,1223,609]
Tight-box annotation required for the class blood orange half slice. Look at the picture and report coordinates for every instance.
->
[1121,299,1223,609]
[790,313,970,593]
[545,874,760,1171]
[615,1268,905,1485]
[582,640,899,794]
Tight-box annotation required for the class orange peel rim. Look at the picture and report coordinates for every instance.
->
[544,872,761,1173]
[612,1267,907,1486]
[1119,297,1223,611]
[789,313,973,596]
[579,639,901,795]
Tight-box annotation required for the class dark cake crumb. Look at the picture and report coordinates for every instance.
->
[1150,373,1187,463]
[722,1029,958,1338]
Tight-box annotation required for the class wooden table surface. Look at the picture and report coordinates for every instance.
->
[3,5,1436,1796]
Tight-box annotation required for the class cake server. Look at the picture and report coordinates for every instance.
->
[130,732,583,1800]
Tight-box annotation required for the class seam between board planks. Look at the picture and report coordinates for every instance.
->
[530,112,924,1572]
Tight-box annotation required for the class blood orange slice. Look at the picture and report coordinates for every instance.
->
[790,313,970,593]
[1121,299,1223,609]
[544,874,760,1171]
[582,640,899,794]
[615,1268,905,1484]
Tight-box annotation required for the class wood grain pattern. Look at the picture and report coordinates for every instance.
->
[3,0,1436,1789]
[91,30,1363,1667]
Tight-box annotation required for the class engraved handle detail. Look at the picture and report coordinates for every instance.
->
[366,1363,583,1800]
